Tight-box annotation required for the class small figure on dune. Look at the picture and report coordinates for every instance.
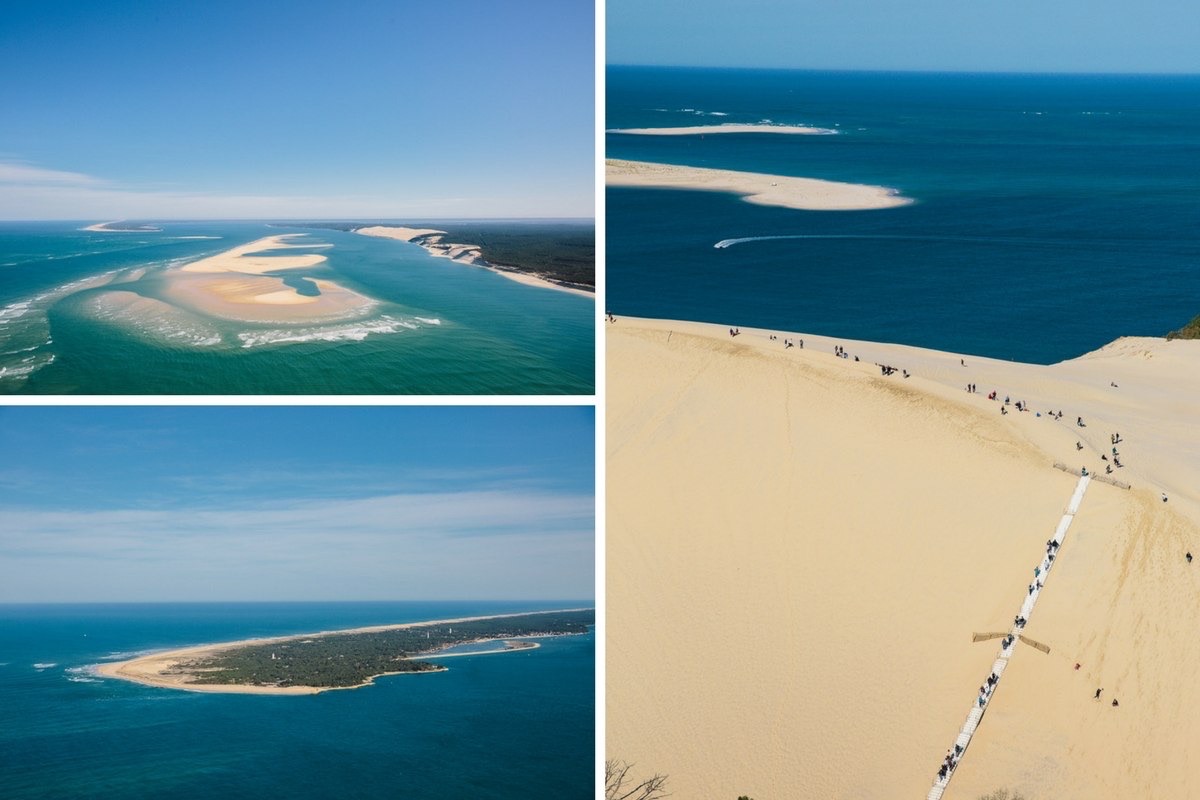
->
[1186,552,1192,564]
[1112,698,1119,707]
[1094,687,1103,700]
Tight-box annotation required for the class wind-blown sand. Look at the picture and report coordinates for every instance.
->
[160,234,374,323]
[356,225,594,298]
[97,609,588,695]
[606,158,911,210]
[608,317,1200,799]
[608,123,837,136]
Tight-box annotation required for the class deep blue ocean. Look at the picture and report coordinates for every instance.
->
[607,67,1200,363]
[0,602,594,799]
[0,221,593,394]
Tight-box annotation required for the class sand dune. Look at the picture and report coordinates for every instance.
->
[606,158,911,210]
[607,317,1200,799]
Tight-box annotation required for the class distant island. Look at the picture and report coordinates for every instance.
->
[281,221,594,296]
[97,609,593,694]
[82,220,163,232]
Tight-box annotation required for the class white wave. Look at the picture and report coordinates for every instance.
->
[33,662,58,669]
[65,665,100,683]
[414,317,442,325]
[237,315,429,348]
[0,301,33,322]
[0,354,54,380]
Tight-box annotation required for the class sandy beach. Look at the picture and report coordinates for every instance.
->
[607,317,1200,799]
[606,158,911,210]
[97,609,588,695]
[356,225,594,298]
[158,234,375,323]
[608,123,837,136]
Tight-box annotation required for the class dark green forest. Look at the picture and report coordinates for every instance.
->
[282,221,595,290]
[182,610,594,688]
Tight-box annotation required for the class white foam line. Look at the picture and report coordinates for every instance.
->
[927,475,1090,800]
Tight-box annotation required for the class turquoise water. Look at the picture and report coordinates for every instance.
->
[607,68,1200,364]
[0,602,594,799]
[0,221,593,394]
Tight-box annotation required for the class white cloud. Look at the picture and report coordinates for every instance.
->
[0,490,596,601]
[0,159,589,219]
[0,162,103,185]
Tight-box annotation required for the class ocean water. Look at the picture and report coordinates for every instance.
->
[0,602,594,799]
[607,68,1200,364]
[0,221,593,394]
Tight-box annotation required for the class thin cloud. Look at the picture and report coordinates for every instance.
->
[0,159,524,219]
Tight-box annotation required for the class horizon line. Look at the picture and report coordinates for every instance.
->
[607,63,1200,78]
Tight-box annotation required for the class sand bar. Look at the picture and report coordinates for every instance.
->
[356,225,594,298]
[82,220,162,232]
[606,158,911,210]
[156,234,374,323]
[608,317,1200,799]
[608,123,837,136]
[97,608,591,695]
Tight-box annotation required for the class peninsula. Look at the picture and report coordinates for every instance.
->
[605,158,911,211]
[98,609,593,695]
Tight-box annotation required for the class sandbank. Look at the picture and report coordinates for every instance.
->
[606,158,911,210]
[161,234,374,323]
[608,123,837,136]
[82,220,162,232]
[97,608,589,695]
[356,225,594,299]
[607,317,1200,799]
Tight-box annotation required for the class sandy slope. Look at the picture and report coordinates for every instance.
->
[607,317,1200,799]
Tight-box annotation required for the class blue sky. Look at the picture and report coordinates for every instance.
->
[608,0,1200,74]
[0,407,594,603]
[0,0,594,220]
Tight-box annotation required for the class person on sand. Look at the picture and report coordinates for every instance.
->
[1112,698,1119,707]
[1163,493,1169,503]
[1187,552,1193,564]
[1075,662,1081,670]
[1095,688,1103,699]
[1077,441,1084,450]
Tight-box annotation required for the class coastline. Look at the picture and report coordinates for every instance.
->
[96,608,591,695]
[607,123,837,136]
[355,225,594,298]
[605,158,911,210]
[608,316,1200,798]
